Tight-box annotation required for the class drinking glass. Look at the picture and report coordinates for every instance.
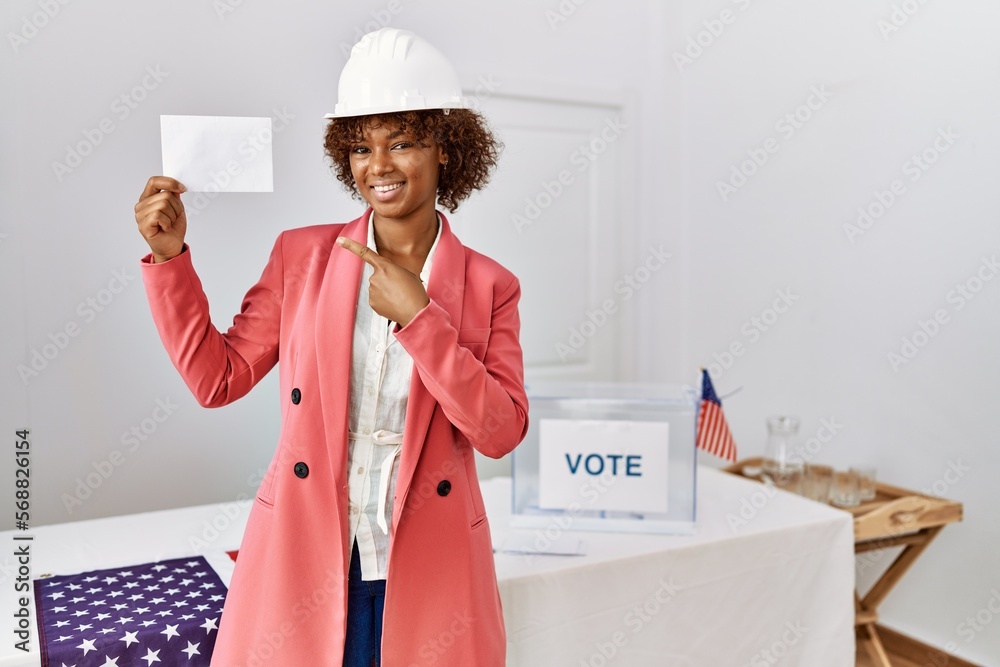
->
[830,469,861,507]
[802,464,833,502]
[855,467,877,501]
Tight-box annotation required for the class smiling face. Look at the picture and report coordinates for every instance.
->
[348,120,445,225]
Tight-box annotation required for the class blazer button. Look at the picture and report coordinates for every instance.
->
[294,462,309,478]
[290,388,301,405]
[437,480,451,497]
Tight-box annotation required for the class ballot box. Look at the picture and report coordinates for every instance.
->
[512,382,698,534]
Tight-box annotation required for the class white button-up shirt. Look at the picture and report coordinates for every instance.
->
[346,215,441,581]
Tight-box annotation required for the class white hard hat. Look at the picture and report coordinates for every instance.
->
[324,28,471,119]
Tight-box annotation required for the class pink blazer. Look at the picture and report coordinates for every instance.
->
[141,209,528,666]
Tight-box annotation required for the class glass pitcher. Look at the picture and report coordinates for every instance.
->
[761,415,804,493]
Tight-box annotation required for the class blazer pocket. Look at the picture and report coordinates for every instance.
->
[457,327,491,362]
[254,440,285,509]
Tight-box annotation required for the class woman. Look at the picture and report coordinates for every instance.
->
[134,28,527,667]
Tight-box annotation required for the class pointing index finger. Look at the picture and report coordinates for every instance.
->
[337,236,383,267]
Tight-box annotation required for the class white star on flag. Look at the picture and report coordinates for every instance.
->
[121,630,139,646]
[182,641,201,658]
[76,638,97,655]
[141,647,162,665]
[162,624,180,639]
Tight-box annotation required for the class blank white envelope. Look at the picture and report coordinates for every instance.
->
[160,115,274,192]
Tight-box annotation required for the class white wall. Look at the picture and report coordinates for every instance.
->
[652,1,1000,665]
[1,0,996,664]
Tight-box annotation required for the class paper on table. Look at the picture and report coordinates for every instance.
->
[499,534,586,556]
[161,115,273,192]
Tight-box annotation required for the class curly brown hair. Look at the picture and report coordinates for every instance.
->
[323,108,501,212]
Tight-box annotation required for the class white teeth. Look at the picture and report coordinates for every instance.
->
[373,183,402,192]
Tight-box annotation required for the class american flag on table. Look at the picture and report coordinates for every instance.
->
[33,555,226,666]
[696,368,738,462]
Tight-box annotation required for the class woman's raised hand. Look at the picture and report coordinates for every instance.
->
[135,176,188,263]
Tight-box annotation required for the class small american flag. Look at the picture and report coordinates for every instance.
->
[33,555,226,666]
[696,369,737,462]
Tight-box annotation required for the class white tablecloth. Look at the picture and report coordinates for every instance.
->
[0,467,854,666]
[489,467,855,666]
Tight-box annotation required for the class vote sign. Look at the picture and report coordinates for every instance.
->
[538,418,670,514]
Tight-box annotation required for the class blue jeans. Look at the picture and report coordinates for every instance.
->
[343,540,386,667]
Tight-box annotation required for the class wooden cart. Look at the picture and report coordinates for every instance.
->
[724,458,973,667]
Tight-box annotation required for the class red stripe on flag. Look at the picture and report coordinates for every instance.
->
[697,400,737,462]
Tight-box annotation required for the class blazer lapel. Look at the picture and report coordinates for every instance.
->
[314,209,370,515]
[394,212,467,528]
